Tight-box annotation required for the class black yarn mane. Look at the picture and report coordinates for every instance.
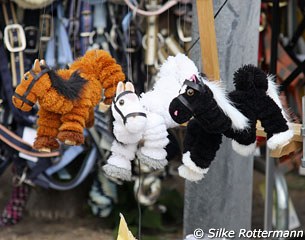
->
[46,68,87,100]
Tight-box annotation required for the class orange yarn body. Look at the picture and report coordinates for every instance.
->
[12,50,125,151]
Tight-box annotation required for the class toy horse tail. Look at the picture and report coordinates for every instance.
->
[266,75,291,122]
[70,50,125,104]
[87,50,125,104]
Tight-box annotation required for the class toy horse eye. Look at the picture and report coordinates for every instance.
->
[119,99,124,106]
[187,89,194,96]
[24,74,29,80]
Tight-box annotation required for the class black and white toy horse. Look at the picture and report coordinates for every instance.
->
[169,65,293,182]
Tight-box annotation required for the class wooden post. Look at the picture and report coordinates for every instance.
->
[196,0,220,80]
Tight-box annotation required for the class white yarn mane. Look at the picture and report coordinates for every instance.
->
[202,78,249,131]
[266,75,291,122]
[140,53,199,128]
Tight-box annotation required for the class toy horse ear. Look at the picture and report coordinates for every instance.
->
[40,59,46,66]
[190,74,199,83]
[125,82,135,93]
[116,82,125,96]
[33,59,41,72]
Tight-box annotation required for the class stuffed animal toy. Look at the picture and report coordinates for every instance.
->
[169,65,293,182]
[103,54,202,181]
[137,53,201,168]
[12,50,125,152]
[103,81,148,181]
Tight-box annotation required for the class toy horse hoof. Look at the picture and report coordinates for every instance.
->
[33,136,59,151]
[102,164,132,181]
[38,148,51,153]
[137,150,168,169]
[178,165,204,182]
[57,131,84,145]
[267,130,293,150]
[64,140,77,145]
[232,140,256,156]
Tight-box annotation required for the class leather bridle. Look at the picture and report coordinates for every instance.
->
[113,90,147,125]
[13,68,50,107]
[177,79,205,113]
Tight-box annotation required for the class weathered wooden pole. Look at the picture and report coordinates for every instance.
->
[184,0,261,237]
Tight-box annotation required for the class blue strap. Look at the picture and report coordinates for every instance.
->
[46,145,85,175]
[35,147,97,190]
[57,3,73,66]
[45,3,73,68]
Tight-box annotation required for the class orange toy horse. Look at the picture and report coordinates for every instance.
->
[12,50,125,152]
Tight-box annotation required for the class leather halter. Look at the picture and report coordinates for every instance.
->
[113,91,147,125]
[177,79,206,113]
[13,68,50,107]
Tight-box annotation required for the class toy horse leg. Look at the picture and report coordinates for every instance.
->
[85,107,95,128]
[178,119,222,182]
[34,108,61,152]
[103,141,137,181]
[258,96,292,150]
[224,125,257,156]
[137,113,169,169]
[58,106,89,145]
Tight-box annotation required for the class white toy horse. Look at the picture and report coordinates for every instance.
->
[104,54,202,181]
[136,54,202,168]
[103,82,147,181]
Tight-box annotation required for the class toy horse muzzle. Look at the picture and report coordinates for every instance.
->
[12,68,50,112]
[169,80,205,124]
[113,90,147,133]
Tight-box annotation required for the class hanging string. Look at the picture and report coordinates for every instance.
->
[136,158,142,240]
[72,0,76,60]
[186,0,229,54]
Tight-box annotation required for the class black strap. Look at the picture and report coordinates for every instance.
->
[113,91,147,124]
[113,90,134,102]
[13,68,50,107]
[0,40,34,126]
[177,94,195,113]
[182,79,205,93]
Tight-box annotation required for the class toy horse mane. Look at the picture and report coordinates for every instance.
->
[44,66,87,100]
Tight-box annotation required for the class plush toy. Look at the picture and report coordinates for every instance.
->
[103,54,201,181]
[12,50,125,152]
[137,53,200,168]
[169,65,293,182]
[103,81,148,181]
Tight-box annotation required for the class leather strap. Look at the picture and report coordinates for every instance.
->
[113,91,147,124]
[79,1,93,55]
[0,123,59,158]
[13,68,50,107]
[2,1,25,87]
[0,39,35,126]
[45,2,73,68]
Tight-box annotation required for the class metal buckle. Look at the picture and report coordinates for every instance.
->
[24,26,39,53]
[12,167,35,187]
[3,24,26,52]
[39,14,53,42]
